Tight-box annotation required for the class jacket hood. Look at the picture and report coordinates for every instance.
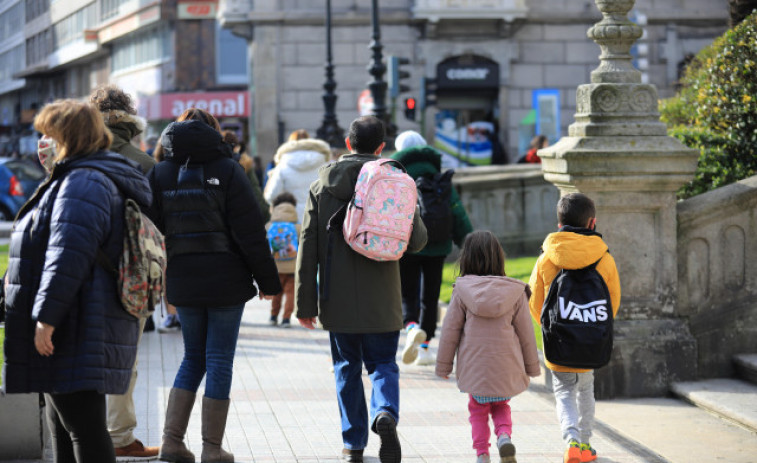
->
[160,120,232,164]
[276,149,327,172]
[103,110,146,140]
[318,154,377,201]
[454,275,527,319]
[390,146,442,171]
[274,139,331,164]
[61,151,152,208]
[542,226,609,269]
[270,202,298,223]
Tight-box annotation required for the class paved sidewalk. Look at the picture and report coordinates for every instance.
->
[130,298,650,463]
[14,297,757,462]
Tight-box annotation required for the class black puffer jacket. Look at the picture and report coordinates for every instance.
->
[3,152,149,394]
[147,120,281,307]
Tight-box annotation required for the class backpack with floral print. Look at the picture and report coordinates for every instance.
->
[342,158,417,261]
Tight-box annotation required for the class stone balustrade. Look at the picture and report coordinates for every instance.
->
[453,164,559,257]
[677,175,757,378]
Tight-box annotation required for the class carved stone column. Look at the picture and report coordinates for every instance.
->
[538,0,700,398]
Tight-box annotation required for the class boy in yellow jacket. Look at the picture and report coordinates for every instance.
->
[529,193,621,463]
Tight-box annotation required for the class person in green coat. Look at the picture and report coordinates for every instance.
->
[296,116,427,463]
[391,131,473,367]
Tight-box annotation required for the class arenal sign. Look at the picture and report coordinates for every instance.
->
[159,91,249,119]
[436,56,500,90]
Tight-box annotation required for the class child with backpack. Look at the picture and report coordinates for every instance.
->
[528,193,621,463]
[436,230,540,463]
[266,192,300,327]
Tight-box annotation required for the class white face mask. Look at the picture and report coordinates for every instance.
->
[37,135,57,173]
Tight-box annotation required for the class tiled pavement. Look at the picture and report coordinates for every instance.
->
[123,298,652,463]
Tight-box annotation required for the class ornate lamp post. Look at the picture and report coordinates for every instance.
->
[316,0,345,148]
[367,0,393,136]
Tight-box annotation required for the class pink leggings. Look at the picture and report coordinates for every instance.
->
[468,395,513,456]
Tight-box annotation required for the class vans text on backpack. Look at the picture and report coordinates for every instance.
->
[342,158,417,261]
[540,254,613,369]
[416,169,454,244]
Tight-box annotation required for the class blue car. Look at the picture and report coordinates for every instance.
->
[0,158,46,221]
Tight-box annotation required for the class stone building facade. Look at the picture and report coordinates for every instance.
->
[221,0,728,163]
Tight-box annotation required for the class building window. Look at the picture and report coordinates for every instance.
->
[1,3,24,42]
[26,0,48,23]
[0,45,25,82]
[52,3,97,50]
[101,0,136,22]
[216,24,248,85]
[111,26,169,73]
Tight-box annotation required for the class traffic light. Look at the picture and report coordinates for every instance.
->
[404,97,417,121]
[420,77,437,110]
[388,55,411,99]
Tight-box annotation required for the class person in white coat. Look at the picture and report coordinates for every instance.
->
[264,130,329,222]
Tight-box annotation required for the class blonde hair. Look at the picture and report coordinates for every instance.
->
[34,100,112,162]
[288,129,309,141]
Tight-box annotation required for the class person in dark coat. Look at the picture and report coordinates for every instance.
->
[390,131,474,367]
[89,83,159,459]
[295,116,428,463]
[2,99,151,463]
[148,109,282,463]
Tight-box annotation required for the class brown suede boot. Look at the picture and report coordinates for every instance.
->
[159,388,196,463]
[201,396,234,463]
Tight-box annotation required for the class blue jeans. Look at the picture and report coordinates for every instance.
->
[329,331,400,450]
[174,305,245,400]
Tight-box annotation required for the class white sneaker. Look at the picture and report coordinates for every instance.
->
[415,347,436,366]
[401,327,427,364]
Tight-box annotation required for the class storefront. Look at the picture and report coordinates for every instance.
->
[138,90,250,143]
[431,55,504,168]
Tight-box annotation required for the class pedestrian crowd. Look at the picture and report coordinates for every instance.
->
[0,87,620,463]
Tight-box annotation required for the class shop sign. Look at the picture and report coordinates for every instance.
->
[178,1,218,19]
[436,56,500,90]
[160,91,249,119]
[99,4,161,44]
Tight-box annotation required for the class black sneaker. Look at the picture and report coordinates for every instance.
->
[375,413,401,463]
[143,316,155,333]
[281,318,291,328]
[341,448,363,462]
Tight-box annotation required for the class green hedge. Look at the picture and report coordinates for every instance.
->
[660,12,757,198]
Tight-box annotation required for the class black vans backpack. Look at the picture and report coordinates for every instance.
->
[416,169,454,244]
[541,255,613,369]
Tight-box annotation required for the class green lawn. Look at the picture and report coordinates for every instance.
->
[440,255,543,349]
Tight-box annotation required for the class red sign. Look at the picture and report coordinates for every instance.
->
[178,1,218,19]
[160,91,249,119]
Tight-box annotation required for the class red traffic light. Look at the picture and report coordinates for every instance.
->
[405,97,416,110]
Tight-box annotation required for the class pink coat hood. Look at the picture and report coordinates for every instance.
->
[436,275,541,397]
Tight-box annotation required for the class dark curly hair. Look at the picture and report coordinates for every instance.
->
[272,192,297,208]
[89,84,136,115]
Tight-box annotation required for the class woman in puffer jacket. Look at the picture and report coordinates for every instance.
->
[148,108,281,463]
[263,130,329,222]
[2,100,151,463]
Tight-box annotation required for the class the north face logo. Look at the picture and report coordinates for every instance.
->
[558,297,608,322]
[207,177,220,185]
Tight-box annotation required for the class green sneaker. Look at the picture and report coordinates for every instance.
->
[579,443,597,462]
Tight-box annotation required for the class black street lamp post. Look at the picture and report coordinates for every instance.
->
[316,0,345,148]
[367,0,395,139]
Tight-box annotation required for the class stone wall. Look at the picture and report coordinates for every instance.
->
[677,176,757,378]
[453,164,559,257]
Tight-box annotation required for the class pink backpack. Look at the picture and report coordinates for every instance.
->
[343,158,417,261]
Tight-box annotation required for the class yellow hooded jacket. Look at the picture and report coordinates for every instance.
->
[528,228,621,373]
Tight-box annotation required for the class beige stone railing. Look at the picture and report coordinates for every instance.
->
[677,175,757,378]
[453,164,559,257]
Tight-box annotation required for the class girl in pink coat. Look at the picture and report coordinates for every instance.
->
[436,230,540,463]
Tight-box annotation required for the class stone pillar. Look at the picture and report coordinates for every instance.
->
[538,0,700,398]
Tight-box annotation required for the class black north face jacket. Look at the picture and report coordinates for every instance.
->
[147,120,281,307]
